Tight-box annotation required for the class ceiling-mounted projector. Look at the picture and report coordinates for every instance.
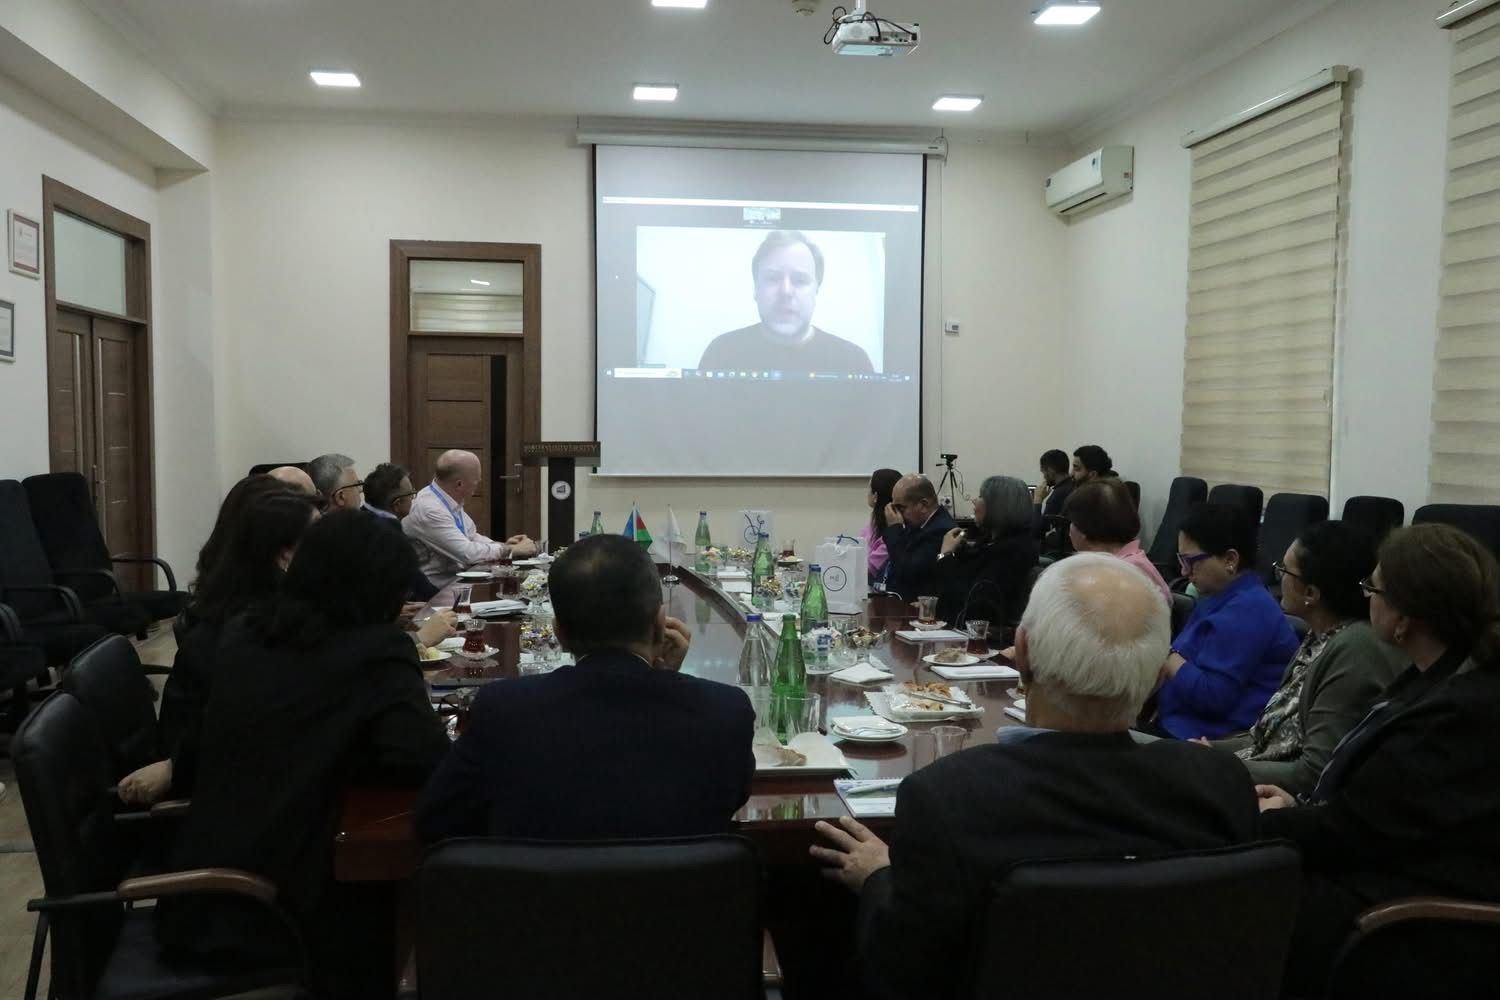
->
[824,1,918,56]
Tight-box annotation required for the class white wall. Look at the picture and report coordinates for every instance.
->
[213,118,1066,549]
[1063,0,1450,537]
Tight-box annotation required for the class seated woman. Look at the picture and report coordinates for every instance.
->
[861,468,901,588]
[117,480,321,804]
[155,511,451,1000]
[1155,502,1299,739]
[935,475,1038,630]
[1064,479,1171,601]
[1260,524,1500,995]
[1211,521,1403,795]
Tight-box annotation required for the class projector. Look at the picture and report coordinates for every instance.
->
[827,6,919,56]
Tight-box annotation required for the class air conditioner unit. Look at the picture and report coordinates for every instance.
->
[1045,146,1134,216]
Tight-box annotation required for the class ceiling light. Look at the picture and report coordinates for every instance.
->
[469,279,491,287]
[310,71,361,88]
[633,84,679,102]
[1033,1,1101,26]
[933,95,983,112]
[652,0,708,7]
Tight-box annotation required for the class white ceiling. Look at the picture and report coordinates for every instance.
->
[93,0,1320,135]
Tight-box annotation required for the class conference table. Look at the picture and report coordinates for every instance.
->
[334,563,1024,995]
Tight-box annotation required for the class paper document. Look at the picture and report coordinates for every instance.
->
[835,778,902,818]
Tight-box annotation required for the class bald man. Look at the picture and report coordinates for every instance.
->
[880,474,955,600]
[268,466,316,496]
[404,449,537,589]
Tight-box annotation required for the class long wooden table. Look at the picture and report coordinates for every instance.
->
[335,565,1022,879]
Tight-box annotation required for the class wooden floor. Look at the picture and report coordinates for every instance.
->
[0,625,177,998]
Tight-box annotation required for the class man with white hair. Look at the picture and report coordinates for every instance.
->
[307,453,363,514]
[810,554,1259,999]
[405,449,537,589]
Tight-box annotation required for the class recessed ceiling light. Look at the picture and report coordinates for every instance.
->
[310,70,361,88]
[1033,1,1101,26]
[652,0,708,7]
[633,84,679,102]
[469,279,491,287]
[933,95,983,112]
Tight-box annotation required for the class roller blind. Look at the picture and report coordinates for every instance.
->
[1180,80,1348,497]
[1429,4,1500,501]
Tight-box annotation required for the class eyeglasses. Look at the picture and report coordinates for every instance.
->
[1359,576,1384,597]
[334,481,365,497]
[391,490,418,505]
[1272,561,1303,584]
[1177,552,1213,574]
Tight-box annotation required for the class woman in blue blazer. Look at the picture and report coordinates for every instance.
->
[1156,502,1299,739]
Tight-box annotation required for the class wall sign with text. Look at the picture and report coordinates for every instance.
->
[7,211,39,278]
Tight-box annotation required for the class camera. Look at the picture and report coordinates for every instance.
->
[939,453,958,463]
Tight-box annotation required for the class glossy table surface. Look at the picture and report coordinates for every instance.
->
[335,564,1023,880]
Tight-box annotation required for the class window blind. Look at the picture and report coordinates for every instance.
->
[1429,3,1500,501]
[1179,78,1348,497]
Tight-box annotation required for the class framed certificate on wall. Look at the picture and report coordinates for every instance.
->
[0,299,14,362]
[8,210,40,278]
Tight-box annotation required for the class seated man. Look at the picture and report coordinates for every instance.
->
[415,534,755,841]
[881,474,956,599]
[363,462,438,602]
[811,554,1259,1000]
[268,464,317,496]
[309,453,365,513]
[403,449,537,589]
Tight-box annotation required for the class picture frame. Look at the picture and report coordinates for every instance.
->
[8,210,40,278]
[0,299,14,363]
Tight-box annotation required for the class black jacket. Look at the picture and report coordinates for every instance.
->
[157,618,449,959]
[881,507,957,600]
[935,530,1039,627]
[857,732,1259,1000]
[415,651,755,842]
[155,616,224,796]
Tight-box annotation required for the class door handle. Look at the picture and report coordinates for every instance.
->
[497,462,524,495]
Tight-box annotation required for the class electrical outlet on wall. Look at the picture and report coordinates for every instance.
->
[943,319,961,335]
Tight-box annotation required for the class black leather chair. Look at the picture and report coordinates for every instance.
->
[1170,592,1196,638]
[1412,504,1500,557]
[0,602,49,734]
[1259,493,1330,587]
[1327,896,1500,1000]
[0,480,110,666]
[59,635,163,780]
[23,472,186,625]
[247,462,307,476]
[1286,614,1310,642]
[1146,477,1207,576]
[1341,495,1405,542]
[12,691,308,1000]
[968,843,1302,1000]
[418,836,766,1000]
[1124,480,1141,507]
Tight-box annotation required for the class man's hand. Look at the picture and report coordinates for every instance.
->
[1256,784,1296,812]
[1034,481,1050,507]
[809,816,891,891]
[417,610,458,648]
[654,616,691,671]
[883,503,904,528]
[118,759,173,805]
[941,527,966,556]
[507,535,539,559]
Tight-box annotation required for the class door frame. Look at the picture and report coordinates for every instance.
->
[42,175,156,562]
[389,240,542,539]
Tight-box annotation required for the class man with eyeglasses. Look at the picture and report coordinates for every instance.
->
[881,473,956,600]
[308,453,365,515]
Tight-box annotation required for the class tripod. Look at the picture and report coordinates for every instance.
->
[935,454,963,513]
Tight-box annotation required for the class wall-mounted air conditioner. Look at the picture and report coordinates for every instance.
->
[1045,146,1134,217]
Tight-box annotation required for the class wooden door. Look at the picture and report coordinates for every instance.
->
[407,338,525,539]
[47,310,91,476]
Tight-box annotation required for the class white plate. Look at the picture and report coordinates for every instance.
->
[436,637,465,651]
[908,619,948,631]
[866,689,984,723]
[418,649,453,664]
[456,646,500,660]
[752,731,851,774]
[830,715,909,743]
[922,651,981,668]
[456,570,492,581]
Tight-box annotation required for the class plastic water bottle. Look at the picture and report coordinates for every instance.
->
[751,532,775,611]
[737,613,772,689]
[801,564,830,668]
[589,510,604,536]
[694,511,713,573]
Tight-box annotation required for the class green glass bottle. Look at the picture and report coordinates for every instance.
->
[800,564,828,629]
[694,510,712,573]
[772,613,807,742]
[751,532,775,611]
[589,510,604,536]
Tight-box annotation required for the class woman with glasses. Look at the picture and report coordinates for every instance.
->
[934,475,1038,629]
[1153,502,1299,739]
[1209,521,1403,794]
[1260,524,1500,994]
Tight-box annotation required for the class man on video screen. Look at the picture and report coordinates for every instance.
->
[697,230,876,374]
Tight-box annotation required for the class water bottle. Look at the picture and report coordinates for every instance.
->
[751,532,775,611]
[801,564,830,668]
[589,510,604,536]
[737,613,772,689]
[694,510,713,573]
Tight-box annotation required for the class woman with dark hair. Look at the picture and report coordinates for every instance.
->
[862,468,902,586]
[1210,521,1403,794]
[934,475,1038,628]
[1154,502,1299,739]
[1260,524,1500,994]
[117,486,320,804]
[1065,479,1171,600]
[156,511,450,1000]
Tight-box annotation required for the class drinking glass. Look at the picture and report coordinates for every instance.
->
[775,692,823,743]
[932,724,968,758]
[916,595,939,623]
[742,687,774,734]
[451,584,473,616]
[965,619,991,654]
[780,538,797,559]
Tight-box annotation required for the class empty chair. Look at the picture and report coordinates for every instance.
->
[1,602,48,733]
[11,692,307,1000]
[0,481,110,666]
[23,472,186,624]
[1341,496,1405,542]
[1412,504,1500,557]
[1259,493,1330,587]
[1328,897,1500,1000]
[968,843,1301,1000]
[1207,484,1265,565]
[1146,477,1207,575]
[247,462,308,476]
[418,836,764,1000]
[59,635,163,780]
[1124,480,1142,507]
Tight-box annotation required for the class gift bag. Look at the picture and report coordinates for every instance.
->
[816,535,868,614]
[737,510,775,548]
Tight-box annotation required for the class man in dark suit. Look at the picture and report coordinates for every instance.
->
[415,533,755,842]
[880,474,956,599]
[810,554,1260,1000]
